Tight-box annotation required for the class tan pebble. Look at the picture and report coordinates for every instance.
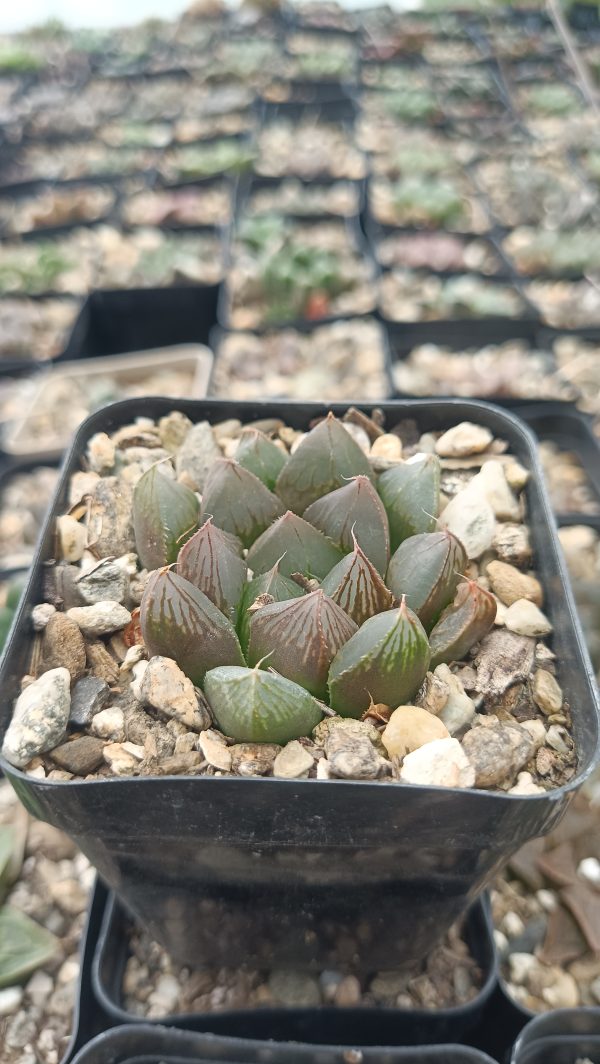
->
[273,741,314,779]
[370,434,402,460]
[103,742,139,775]
[472,460,520,521]
[504,599,552,637]
[435,422,493,458]
[532,669,563,715]
[520,720,546,750]
[486,560,543,607]
[198,731,232,771]
[399,737,475,788]
[509,771,545,795]
[382,705,449,759]
[504,459,530,493]
[57,515,87,562]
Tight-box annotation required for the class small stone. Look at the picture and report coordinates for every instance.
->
[508,952,538,985]
[26,971,54,1008]
[120,645,146,674]
[50,735,105,775]
[532,670,563,715]
[334,975,362,1007]
[326,731,388,780]
[504,459,530,492]
[198,731,232,771]
[509,771,545,795]
[435,422,493,458]
[370,970,408,998]
[31,603,56,631]
[2,668,71,769]
[504,599,552,637]
[471,460,520,520]
[486,561,543,608]
[370,434,402,459]
[0,987,23,1016]
[546,724,571,755]
[174,733,196,754]
[578,857,600,887]
[273,740,314,778]
[140,657,211,732]
[591,976,600,1004]
[90,476,135,557]
[313,715,386,755]
[86,640,120,684]
[230,743,281,776]
[541,970,580,1009]
[66,601,131,637]
[399,737,475,788]
[382,705,449,759]
[88,432,116,474]
[439,485,496,559]
[158,411,194,453]
[151,751,203,774]
[69,470,100,505]
[520,719,546,749]
[175,421,221,490]
[56,515,87,562]
[462,723,534,788]
[147,973,181,1016]
[316,758,331,779]
[342,423,370,453]
[42,612,87,681]
[493,524,531,568]
[434,665,476,735]
[415,670,449,715]
[90,707,125,741]
[268,970,321,1007]
[103,742,139,775]
[75,559,129,605]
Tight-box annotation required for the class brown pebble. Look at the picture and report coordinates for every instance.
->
[152,751,203,775]
[86,640,120,685]
[486,561,543,608]
[50,735,106,775]
[42,613,87,681]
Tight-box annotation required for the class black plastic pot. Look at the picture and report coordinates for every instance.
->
[62,879,112,1064]
[511,1007,600,1064]
[514,401,600,519]
[57,286,220,362]
[0,398,598,974]
[91,889,496,1043]
[69,1025,499,1064]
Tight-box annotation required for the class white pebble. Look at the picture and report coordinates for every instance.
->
[399,737,475,788]
[31,603,56,631]
[578,857,600,887]
[536,889,557,912]
[0,986,23,1016]
[504,599,552,637]
[438,485,495,559]
[435,422,492,458]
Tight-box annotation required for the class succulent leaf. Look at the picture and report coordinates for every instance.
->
[238,561,305,654]
[177,517,248,624]
[303,475,390,575]
[321,535,394,626]
[429,579,497,668]
[377,453,440,552]
[140,568,244,687]
[275,413,373,514]
[386,530,467,631]
[328,600,430,718]
[247,511,344,579]
[204,665,323,744]
[133,464,199,570]
[201,458,284,548]
[0,906,58,989]
[234,428,287,490]
[248,589,357,698]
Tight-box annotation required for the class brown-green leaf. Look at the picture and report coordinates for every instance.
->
[247,511,344,579]
[321,535,394,626]
[248,589,357,698]
[238,561,304,654]
[377,453,440,552]
[386,530,467,631]
[276,413,373,514]
[133,464,199,570]
[429,579,497,668]
[177,517,247,624]
[204,666,323,744]
[328,600,430,718]
[235,428,287,490]
[140,567,244,687]
[201,458,284,548]
[303,475,390,575]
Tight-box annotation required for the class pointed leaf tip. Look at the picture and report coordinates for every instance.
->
[177,518,247,624]
[387,530,467,631]
[276,415,373,514]
[247,511,343,579]
[429,578,497,668]
[201,458,283,548]
[378,453,441,552]
[303,475,390,575]
[321,539,394,626]
[133,464,199,570]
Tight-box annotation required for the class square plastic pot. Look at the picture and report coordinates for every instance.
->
[0,398,598,973]
[68,1025,499,1064]
[511,1007,600,1064]
[91,889,496,1043]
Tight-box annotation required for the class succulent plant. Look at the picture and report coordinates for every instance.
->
[137,415,497,743]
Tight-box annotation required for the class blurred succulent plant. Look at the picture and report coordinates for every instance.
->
[136,414,496,742]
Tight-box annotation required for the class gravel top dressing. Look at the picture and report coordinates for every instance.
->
[1,408,576,794]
